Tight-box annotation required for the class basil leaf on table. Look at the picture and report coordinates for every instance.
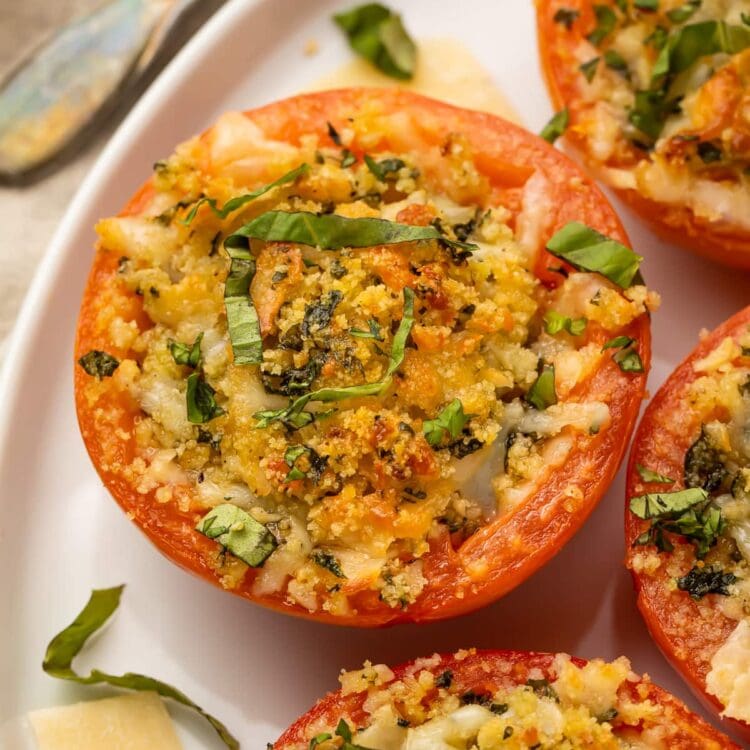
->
[182,163,309,224]
[546,222,643,288]
[333,3,417,80]
[226,211,477,256]
[42,586,239,749]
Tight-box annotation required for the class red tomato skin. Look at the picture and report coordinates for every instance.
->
[274,649,738,749]
[535,0,750,269]
[75,88,650,626]
[625,306,750,743]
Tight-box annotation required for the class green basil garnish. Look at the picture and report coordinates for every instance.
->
[350,319,384,340]
[311,551,346,578]
[580,57,600,82]
[78,350,119,379]
[677,565,736,600]
[544,311,587,336]
[629,487,708,519]
[587,4,618,45]
[182,163,309,224]
[526,364,557,411]
[169,332,203,368]
[254,288,414,428]
[546,222,643,288]
[197,503,277,567]
[224,244,262,365]
[636,463,675,484]
[602,335,643,373]
[634,0,658,10]
[540,108,569,144]
[333,3,416,80]
[652,21,750,81]
[43,586,238,749]
[604,49,629,74]
[226,211,477,257]
[665,0,701,24]
[186,372,225,424]
[364,154,406,180]
[309,734,333,750]
[423,399,471,447]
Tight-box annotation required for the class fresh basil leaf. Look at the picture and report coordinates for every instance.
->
[553,7,580,28]
[309,734,333,750]
[636,464,675,484]
[677,565,736,599]
[546,222,643,288]
[544,311,587,336]
[182,163,309,224]
[634,0,658,10]
[615,0,628,12]
[78,350,119,379]
[224,245,262,365]
[628,88,677,140]
[526,365,557,411]
[602,335,635,350]
[588,4,618,45]
[197,503,277,567]
[580,57,600,82]
[629,487,708,519]
[43,586,239,749]
[646,24,669,48]
[653,21,750,81]
[303,291,343,337]
[333,3,416,80]
[169,332,203,368]
[613,347,644,372]
[666,0,700,24]
[540,108,569,144]
[312,551,347,578]
[186,372,225,424]
[364,154,406,180]
[255,288,414,428]
[341,149,357,168]
[423,399,471,447]
[742,11,750,26]
[284,444,312,481]
[226,211,477,257]
[604,49,629,74]
[350,319,384,340]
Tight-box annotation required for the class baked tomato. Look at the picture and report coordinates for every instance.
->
[536,0,750,269]
[626,306,750,740]
[75,88,654,626]
[273,648,736,749]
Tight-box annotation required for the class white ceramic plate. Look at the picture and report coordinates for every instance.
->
[1,0,748,747]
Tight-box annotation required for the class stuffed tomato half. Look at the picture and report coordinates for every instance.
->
[75,88,654,626]
[626,306,750,738]
[536,0,750,268]
[274,648,736,749]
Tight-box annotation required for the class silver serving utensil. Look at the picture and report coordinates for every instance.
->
[0,0,198,183]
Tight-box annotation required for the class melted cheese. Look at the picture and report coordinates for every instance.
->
[27,693,182,750]
[706,619,750,723]
[309,38,522,124]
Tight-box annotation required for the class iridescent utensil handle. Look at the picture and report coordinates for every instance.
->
[0,0,197,182]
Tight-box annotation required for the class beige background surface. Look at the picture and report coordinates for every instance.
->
[0,0,222,354]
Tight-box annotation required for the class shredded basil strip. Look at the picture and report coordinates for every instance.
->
[182,163,309,224]
[629,487,708,519]
[652,21,750,81]
[580,57,600,82]
[634,0,659,10]
[540,108,569,144]
[226,211,477,256]
[423,399,471,447]
[78,350,119,379]
[224,244,262,365]
[42,586,239,749]
[254,288,414,428]
[544,311,587,336]
[186,372,225,424]
[526,364,557,411]
[588,4,618,45]
[197,503,277,567]
[665,0,701,24]
[602,335,643,373]
[546,222,643,288]
[637,463,675,484]
[364,154,406,180]
[350,319,384,340]
[333,3,416,80]
[169,332,203,368]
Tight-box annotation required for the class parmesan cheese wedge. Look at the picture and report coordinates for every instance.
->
[26,692,183,750]
[308,38,522,124]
